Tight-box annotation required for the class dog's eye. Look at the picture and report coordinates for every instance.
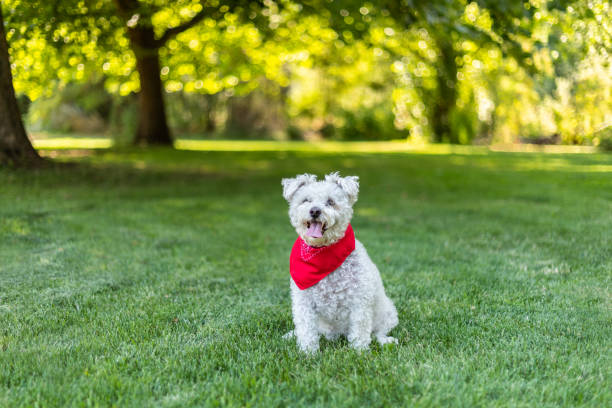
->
[302,198,311,204]
[326,198,335,206]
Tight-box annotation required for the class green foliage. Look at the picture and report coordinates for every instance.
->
[108,95,140,146]
[337,107,405,140]
[4,0,612,144]
[593,126,612,151]
[26,82,111,133]
[1,148,611,406]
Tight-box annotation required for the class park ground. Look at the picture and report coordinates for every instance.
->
[1,141,611,406]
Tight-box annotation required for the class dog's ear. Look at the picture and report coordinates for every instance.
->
[325,172,359,205]
[281,173,317,202]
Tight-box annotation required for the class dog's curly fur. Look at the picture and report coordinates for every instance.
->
[282,172,398,353]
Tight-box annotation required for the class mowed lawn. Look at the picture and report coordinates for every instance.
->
[1,145,611,407]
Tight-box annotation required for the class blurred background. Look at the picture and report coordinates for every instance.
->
[3,0,611,149]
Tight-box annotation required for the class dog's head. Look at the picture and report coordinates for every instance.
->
[281,172,359,247]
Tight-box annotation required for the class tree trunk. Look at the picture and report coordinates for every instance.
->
[115,0,208,146]
[431,33,459,144]
[0,9,42,166]
[128,26,172,146]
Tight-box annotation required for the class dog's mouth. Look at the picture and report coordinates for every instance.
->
[305,221,327,238]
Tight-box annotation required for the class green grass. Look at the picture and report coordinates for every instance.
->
[1,145,611,407]
[30,134,600,154]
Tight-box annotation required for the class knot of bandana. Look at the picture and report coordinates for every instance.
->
[289,224,355,290]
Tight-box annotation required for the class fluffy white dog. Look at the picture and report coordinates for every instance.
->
[281,172,398,353]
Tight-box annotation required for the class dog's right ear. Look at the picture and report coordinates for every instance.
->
[281,173,316,202]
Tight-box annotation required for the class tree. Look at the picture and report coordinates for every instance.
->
[314,0,573,142]
[6,0,609,146]
[112,0,209,145]
[0,7,42,166]
[6,0,267,146]
[380,0,552,143]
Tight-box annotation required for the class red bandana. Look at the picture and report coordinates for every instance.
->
[289,224,355,290]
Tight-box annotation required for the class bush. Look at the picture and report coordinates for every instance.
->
[593,126,612,151]
[108,96,138,146]
[337,108,405,141]
[26,82,111,134]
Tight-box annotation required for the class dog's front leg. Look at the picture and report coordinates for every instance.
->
[348,305,373,351]
[292,292,319,354]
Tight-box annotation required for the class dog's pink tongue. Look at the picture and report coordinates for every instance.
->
[307,222,323,238]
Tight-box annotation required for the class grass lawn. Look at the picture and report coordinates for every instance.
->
[1,144,611,406]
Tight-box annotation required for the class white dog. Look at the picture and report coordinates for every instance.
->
[281,172,398,353]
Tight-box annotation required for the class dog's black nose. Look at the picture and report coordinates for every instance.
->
[310,207,322,218]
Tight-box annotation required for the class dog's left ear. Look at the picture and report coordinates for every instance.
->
[282,173,317,202]
[325,172,359,205]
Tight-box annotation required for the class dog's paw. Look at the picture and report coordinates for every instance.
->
[298,343,319,355]
[349,339,371,352]
[376,335,398,346]
[282,330,295,340]
[350,344,370,353]
[297,337,319,354]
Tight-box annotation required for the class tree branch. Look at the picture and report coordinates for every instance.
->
[114,0,139,19]
[154,7,207,48]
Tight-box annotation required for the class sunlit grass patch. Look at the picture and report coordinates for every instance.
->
[174,139,491,155]
[488,143,598,154]
[33,137,113,150]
